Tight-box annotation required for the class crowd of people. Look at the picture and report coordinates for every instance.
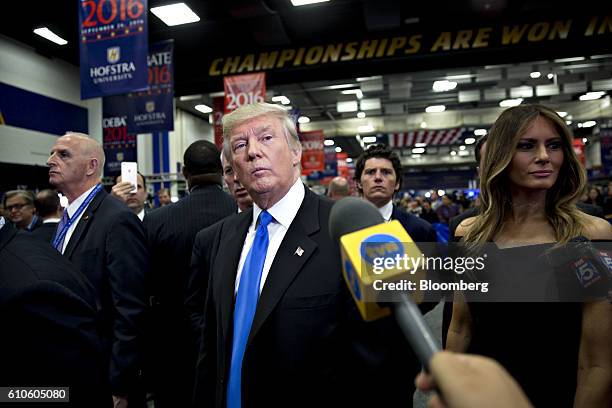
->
[0,102,611,408]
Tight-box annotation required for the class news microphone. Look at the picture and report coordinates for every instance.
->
[548,237,612,302]
[329,197,440,369]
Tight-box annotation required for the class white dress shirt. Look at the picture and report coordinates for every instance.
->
[137,208,145,221]
[378,200,393,222]
[61,184,98,254]
[234,178,305,294]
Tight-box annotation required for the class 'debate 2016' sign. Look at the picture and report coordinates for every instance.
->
[78,0,149,99]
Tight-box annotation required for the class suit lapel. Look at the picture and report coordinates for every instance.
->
[63,189,106,259]
[219,209,253,343]
[247,189,320,345]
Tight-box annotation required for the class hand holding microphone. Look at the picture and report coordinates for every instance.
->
[415,351,533,408]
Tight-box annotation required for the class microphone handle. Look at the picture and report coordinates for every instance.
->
[393,292,440,372]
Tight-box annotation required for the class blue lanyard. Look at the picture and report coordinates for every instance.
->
[52,184,103,250]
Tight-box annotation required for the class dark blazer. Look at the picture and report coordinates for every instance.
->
[0,221,111,407]
[392,204,438,242]
[63,188,148,396]
[30,220,58,243]
[194,187,371,408]
[187,219,224,349]
[143,183,235,406]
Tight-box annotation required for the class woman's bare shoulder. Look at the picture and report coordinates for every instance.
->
[581,214,612,240]
[455,216,479,238]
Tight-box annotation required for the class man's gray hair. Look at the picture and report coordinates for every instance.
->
[222,102,301,159]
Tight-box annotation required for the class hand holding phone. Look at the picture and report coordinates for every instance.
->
[121,162,138,193]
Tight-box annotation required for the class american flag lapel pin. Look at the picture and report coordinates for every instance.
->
[295,246,304,257]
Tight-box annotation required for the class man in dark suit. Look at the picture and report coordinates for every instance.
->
[0,217,110,407]
[3,190,41,231]
[194,103,383,407]
[112,172,150,221]
[187,149,253,351]
[354,143,436,242]
[352,143,438,406]
[144,140,236,408]
[47,132,148,407]
[31,189,62,243]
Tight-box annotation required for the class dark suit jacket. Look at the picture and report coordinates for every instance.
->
[143,183,235,404]
[0,221,111,407]
[30,220,58,243]
[392,204,438,242]
[63,188,148,395]
[194,187,372,408]
[187,219,224,349]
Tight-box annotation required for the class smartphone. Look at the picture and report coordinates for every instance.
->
[121,162,138,193]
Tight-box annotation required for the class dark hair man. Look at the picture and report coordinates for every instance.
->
[112,171,148,221]
[31,189,62,242]
[143,140,236,408]
[47,132,148,407]
[4,190,40,231]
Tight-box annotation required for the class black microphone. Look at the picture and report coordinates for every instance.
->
[329,197,440,370]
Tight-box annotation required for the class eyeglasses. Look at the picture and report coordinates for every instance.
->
[5,203,31,211]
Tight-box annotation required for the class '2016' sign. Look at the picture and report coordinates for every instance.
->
[81,0,145,27]
[223,72,266,113]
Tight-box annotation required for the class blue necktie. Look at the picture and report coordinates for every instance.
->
[227,210,273,408]
[53,209,70,252]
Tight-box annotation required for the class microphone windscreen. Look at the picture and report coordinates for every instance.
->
[329,197,384,242]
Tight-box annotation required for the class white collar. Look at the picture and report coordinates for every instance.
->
[252,178,305,229]
[378,200,394,222]
[0,217,5,231]
[43,217,61,224]
[67,184,98,218]
[137,208,145,221]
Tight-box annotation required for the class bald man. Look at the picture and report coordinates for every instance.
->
[47,132,148,407]
[327,176,350,201]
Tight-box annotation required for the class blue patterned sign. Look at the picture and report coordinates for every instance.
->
[78,0,148,99]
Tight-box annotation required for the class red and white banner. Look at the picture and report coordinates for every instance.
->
[573,138,585,165]
[223,72,266,113]
[387,128,465,147]
[300,130,325,175]
[337,152,350,179]
[212,96,225,149]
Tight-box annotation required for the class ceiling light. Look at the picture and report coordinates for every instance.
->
[458,150,470,156]
[424,192,431,198]
[579,91,605,101]
[362,136,377,143]
[357,124,375,133]
[432,80,457,92]
[556,111,568,117]
[33,27,67,45]
[335,146,342,153]
[357,111,366,119]
[438,190,445,197]
[414,142,427,148]
[547,73,554,79]
[329,83,356,90]
[583,138,588,143]
[291,0,329,6]
[464,137,476,145]
[581,120,597,128]
[450,151,457,156]
[499,98,523,107]
[356,75,382,82]
[530,71,541,79]
[194,104,212,113]
[342,89,363,99]
[298,116,310,124]
[150,3,200,26]
[271,95,290,105]
[346,157,353,163]
[474,129,487,136]
[337,100,358,112]
[566,120,572,125]
[459,145,466,151]
[179,94,203,101]
[425,105,446,113]
[412,147,425,154]
[324,139,335,146]
[411,154,422,159]
[553,56,585,63]
[420,121,427,128]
